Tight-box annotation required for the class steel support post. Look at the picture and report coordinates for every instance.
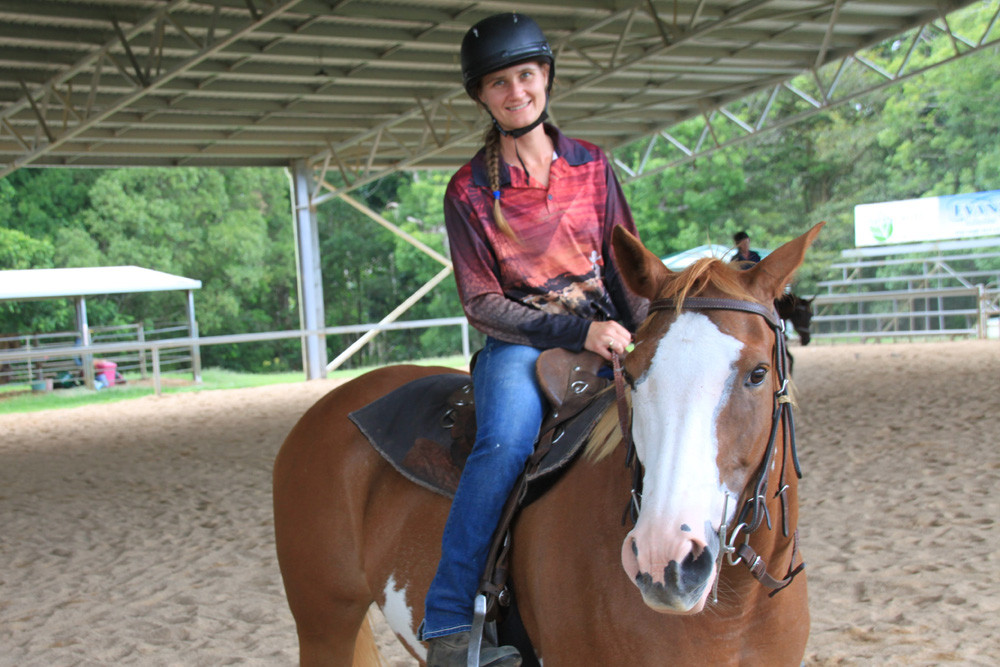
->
[291,159,328,379]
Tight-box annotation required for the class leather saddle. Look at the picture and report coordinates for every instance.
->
[348,348,613,498]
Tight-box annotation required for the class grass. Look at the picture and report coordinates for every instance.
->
[0,355,469,415]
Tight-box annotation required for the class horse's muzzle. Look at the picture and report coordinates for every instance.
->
[625,524,721,613]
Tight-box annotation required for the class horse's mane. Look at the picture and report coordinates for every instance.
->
[585,258,757,462]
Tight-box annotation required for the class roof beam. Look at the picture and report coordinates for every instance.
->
[613,2,1000,183]
[0,0,309,178]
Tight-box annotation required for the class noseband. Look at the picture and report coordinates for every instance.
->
[612,296,805,595]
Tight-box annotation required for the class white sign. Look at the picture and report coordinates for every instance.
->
[854,189,1000,246]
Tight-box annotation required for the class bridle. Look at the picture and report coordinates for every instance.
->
[611,296,805,596]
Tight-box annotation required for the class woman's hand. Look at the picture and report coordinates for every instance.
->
[585,320,632,361]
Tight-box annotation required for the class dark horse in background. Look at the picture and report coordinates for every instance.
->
[774,292,815,374]
[774,292,815,346]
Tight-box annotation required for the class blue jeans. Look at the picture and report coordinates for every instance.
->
[421,337,545,640]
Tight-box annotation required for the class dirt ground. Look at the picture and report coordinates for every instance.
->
[1,340,997,666]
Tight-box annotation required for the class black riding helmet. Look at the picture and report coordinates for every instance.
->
[461,13,555,101]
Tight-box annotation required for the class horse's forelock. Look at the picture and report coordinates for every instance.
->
[661,258,755,305]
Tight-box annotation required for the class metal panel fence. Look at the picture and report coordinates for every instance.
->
[0,322,195,388]
[807,236,1000,343]
[809,285,998,342]
[0,317,470,395]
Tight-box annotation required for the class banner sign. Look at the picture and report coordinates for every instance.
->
[854,189,1000,246]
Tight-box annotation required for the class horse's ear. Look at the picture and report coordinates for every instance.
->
[612,225,672,300]
[746,222,824,300]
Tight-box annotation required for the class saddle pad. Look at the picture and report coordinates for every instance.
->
[349,373,617,499]
[349,373,469,498]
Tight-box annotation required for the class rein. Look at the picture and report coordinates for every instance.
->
[611,296,805,595]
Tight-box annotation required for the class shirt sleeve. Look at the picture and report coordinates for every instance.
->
[600,158,649,332]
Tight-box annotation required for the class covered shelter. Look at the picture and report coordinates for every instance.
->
[0,265,202,388]
[1,0,996,377]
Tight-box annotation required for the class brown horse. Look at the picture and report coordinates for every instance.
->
[273,222,824,666]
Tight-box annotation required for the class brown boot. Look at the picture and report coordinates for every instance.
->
[426,630,521,667]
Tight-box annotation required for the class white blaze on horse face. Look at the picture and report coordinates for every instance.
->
[623,312,743,611]
[381,574,426,661]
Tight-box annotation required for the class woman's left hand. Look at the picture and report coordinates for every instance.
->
[585,320,632,362]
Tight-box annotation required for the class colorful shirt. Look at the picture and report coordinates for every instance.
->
[444,125,648,350]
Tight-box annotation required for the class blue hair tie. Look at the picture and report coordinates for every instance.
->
[492,189,501,200]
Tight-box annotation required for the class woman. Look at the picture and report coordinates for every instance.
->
[420,13,648,666]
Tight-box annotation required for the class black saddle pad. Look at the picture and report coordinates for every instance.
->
[348,372,615,498]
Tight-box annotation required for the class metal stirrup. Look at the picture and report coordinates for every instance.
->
[467,593,487,667]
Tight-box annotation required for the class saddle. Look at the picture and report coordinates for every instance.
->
[348,348,613,498]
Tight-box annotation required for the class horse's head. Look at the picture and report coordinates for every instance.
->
[608,223,823,614]
[776,293,816,345]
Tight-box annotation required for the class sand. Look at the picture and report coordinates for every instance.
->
[1,340,997,666]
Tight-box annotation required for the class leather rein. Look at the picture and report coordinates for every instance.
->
[611,296,805,595]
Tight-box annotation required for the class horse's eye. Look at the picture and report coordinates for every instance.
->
[746,365,768,386]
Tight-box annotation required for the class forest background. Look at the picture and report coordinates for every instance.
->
[2,5,998,373]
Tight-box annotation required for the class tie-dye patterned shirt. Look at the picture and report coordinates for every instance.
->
[444,125,648,350]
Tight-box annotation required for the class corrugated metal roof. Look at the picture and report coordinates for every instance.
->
[0,266,202,301]
[0,0,988,183]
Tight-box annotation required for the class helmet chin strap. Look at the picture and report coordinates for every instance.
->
[491,108,548,139]
[490,106,549,181]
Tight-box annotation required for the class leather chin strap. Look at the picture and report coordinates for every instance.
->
[491,108,548,139]
[489,106,549,181]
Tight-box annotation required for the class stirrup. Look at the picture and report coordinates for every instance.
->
[467,593,487,667]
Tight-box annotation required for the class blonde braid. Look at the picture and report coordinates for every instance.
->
[484,125,517,241]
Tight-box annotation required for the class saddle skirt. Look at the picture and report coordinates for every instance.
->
[348,349,614,499]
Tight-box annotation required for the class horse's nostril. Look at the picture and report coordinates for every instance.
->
[663,546,716,595]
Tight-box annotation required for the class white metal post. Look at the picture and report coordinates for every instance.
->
[291,159,327,379]
[186,289,202,382]
[76,296,95,389]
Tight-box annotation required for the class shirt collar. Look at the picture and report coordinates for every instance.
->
[470,124,594,188]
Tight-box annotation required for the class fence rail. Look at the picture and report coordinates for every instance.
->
[0,317,470,395]
[0,322,196,388]
[809,285,997,342]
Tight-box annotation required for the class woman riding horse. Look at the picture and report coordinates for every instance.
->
[273,223,821,666]
[419,13,647,666]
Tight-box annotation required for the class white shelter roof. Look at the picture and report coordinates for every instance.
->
[661,244,774,270]
[0,266,202,302]
[662,244,736,270]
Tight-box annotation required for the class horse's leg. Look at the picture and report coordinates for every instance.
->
[274,390,380,665]
[274,365,458,665]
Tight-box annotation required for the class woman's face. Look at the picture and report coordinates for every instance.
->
[477,61,550,132]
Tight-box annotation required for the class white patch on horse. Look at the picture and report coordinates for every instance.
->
[381,574,426,661]
[630,312,743,554]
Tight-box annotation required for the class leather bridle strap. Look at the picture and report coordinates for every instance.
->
[648,297,781,329]
[612,351,641,525]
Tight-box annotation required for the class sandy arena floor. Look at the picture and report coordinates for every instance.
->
[1,340,997,666]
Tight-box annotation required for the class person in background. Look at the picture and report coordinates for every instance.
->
[419,12,648,667]
[731,230,761,268]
